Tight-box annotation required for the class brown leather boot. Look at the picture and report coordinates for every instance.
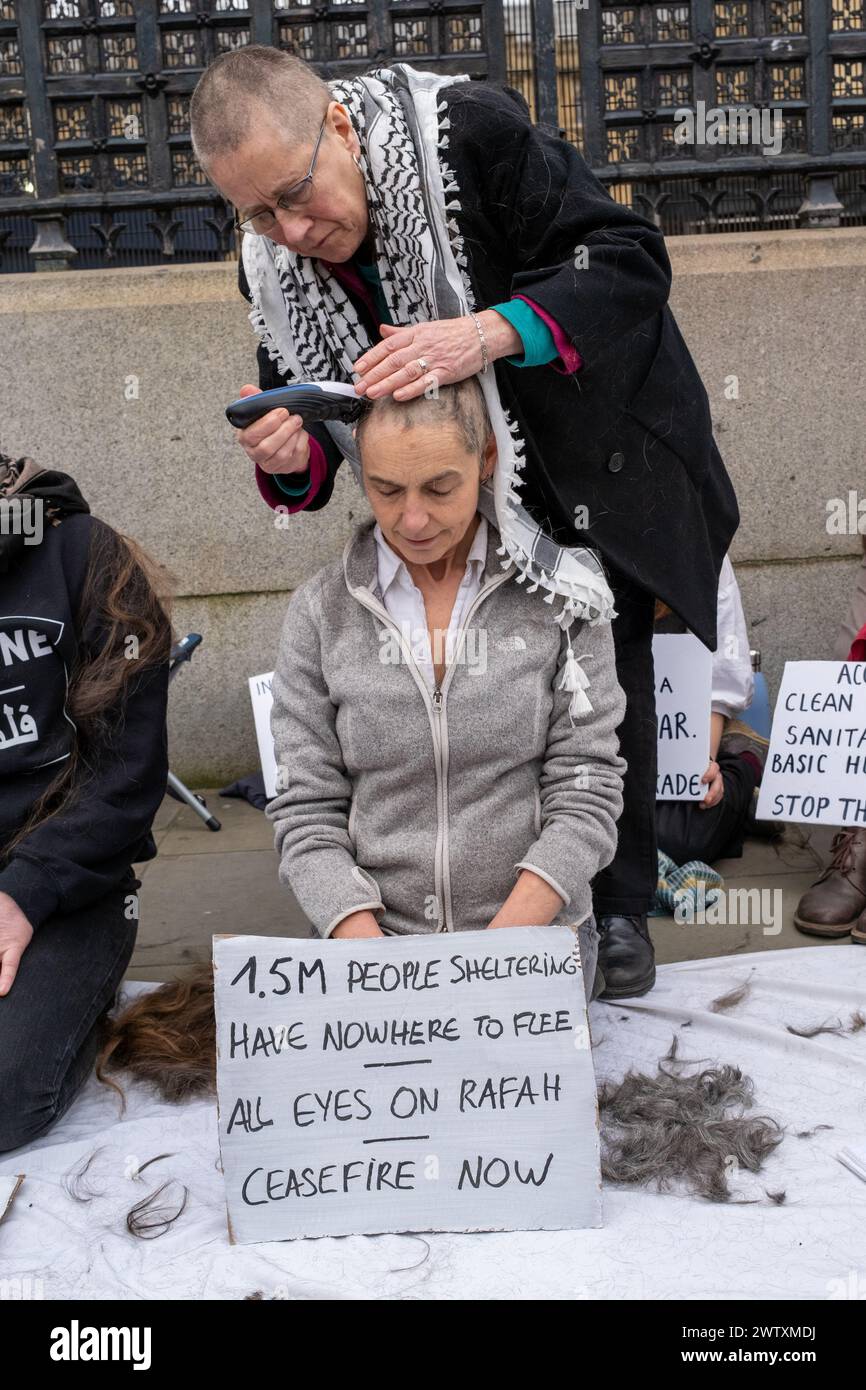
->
[794,828,866,937]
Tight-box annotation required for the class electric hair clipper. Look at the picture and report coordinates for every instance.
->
[225,381,366,429]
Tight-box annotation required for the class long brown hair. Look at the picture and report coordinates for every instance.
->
[3,518,173,857]
[97,964,216,1108]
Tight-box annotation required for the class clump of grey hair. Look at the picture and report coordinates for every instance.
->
[599,1055,784,1202]
[355,376,492,463]
[190,45,331,168]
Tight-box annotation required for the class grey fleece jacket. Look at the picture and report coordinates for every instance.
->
[267,518,627,937]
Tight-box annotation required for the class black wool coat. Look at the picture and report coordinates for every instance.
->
[246,79,739,651]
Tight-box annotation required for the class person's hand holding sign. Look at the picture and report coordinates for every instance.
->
[352,312,522,402]
[0,891,33,997]
[698,759,725,810]
[234,384,312,476]
[698,711,726,810]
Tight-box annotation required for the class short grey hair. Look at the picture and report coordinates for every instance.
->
[190,45,331,168]
[355,377,492,464]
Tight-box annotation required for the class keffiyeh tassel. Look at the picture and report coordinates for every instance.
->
[559,631,594,722]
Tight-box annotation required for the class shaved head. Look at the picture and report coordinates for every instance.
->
[190,45,331,169]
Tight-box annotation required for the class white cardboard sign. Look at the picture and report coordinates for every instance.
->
[248,670,277,799]
[756,661,866,826]
[653,633,713,800]
[213,928,601,1243]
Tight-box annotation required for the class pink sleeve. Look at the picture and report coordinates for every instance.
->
[513,294,584,375]
[849,622,866,663]
[254,435,328,514]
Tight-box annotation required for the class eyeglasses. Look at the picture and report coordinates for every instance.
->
[234,112,328,236]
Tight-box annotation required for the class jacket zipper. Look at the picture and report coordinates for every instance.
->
[347,563,512,933]
[347,587,448,931]
[430,570,511,930]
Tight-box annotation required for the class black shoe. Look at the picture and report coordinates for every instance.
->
[596,914,656,999]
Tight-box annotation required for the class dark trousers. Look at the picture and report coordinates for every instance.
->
[0,873,139,1154]
[657,751,759,867]
[592,569,659,917]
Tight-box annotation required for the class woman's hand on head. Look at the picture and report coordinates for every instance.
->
[234,385,312,475]
[351,311,521,402]
[0,892,33,996]
[331,910,385,940]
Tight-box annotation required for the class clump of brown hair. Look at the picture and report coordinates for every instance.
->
[97,965,216,1109]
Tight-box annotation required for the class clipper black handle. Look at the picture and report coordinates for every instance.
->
[225,384,365,429]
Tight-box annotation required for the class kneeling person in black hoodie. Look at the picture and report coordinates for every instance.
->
[0,453,171,1153]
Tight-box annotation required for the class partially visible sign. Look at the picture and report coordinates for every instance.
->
[248,670,277,799]
[653,634,713,800]
[213,927,601,1243]
[757,661,866,826]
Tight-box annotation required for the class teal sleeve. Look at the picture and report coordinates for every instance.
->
[488,299,558,368]
[272,472,312,498]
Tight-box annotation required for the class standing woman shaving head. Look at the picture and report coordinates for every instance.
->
[191,44,738,998]
[0,452,171,1153]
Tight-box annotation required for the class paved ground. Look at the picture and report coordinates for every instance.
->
[129,792,849,983]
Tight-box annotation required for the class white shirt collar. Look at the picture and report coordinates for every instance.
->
[374,515,488,599]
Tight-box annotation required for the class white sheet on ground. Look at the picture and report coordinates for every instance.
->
[1,946,864,1301]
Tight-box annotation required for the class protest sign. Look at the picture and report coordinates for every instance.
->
[248,671,277,799]
[653,633,713,800]
[213,927,601,1243]
[756,661,866,826]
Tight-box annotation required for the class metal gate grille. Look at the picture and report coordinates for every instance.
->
[574,0,866,231]
[1,0,864,272]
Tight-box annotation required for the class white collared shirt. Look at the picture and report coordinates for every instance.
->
[712,554,754,717]
[373,515,489,691]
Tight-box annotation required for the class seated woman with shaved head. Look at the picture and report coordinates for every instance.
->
[264,378,626,1000]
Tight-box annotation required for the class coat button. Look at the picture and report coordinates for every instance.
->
[607,451,625,473]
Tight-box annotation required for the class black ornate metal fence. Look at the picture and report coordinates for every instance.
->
[1,0,864,273]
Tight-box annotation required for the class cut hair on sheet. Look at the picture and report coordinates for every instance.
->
[97,965,217,1107]
[126,1181,189,1240]
[598,1058,784,1203]
[100,972,786,1208]
[786,1017,848,1039]
[62,1148,107,1204]
[708,978,753,1014]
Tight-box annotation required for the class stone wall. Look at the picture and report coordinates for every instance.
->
[1,226,863,782]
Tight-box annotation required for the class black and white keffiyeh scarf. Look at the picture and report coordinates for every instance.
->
[242,63,616,714]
